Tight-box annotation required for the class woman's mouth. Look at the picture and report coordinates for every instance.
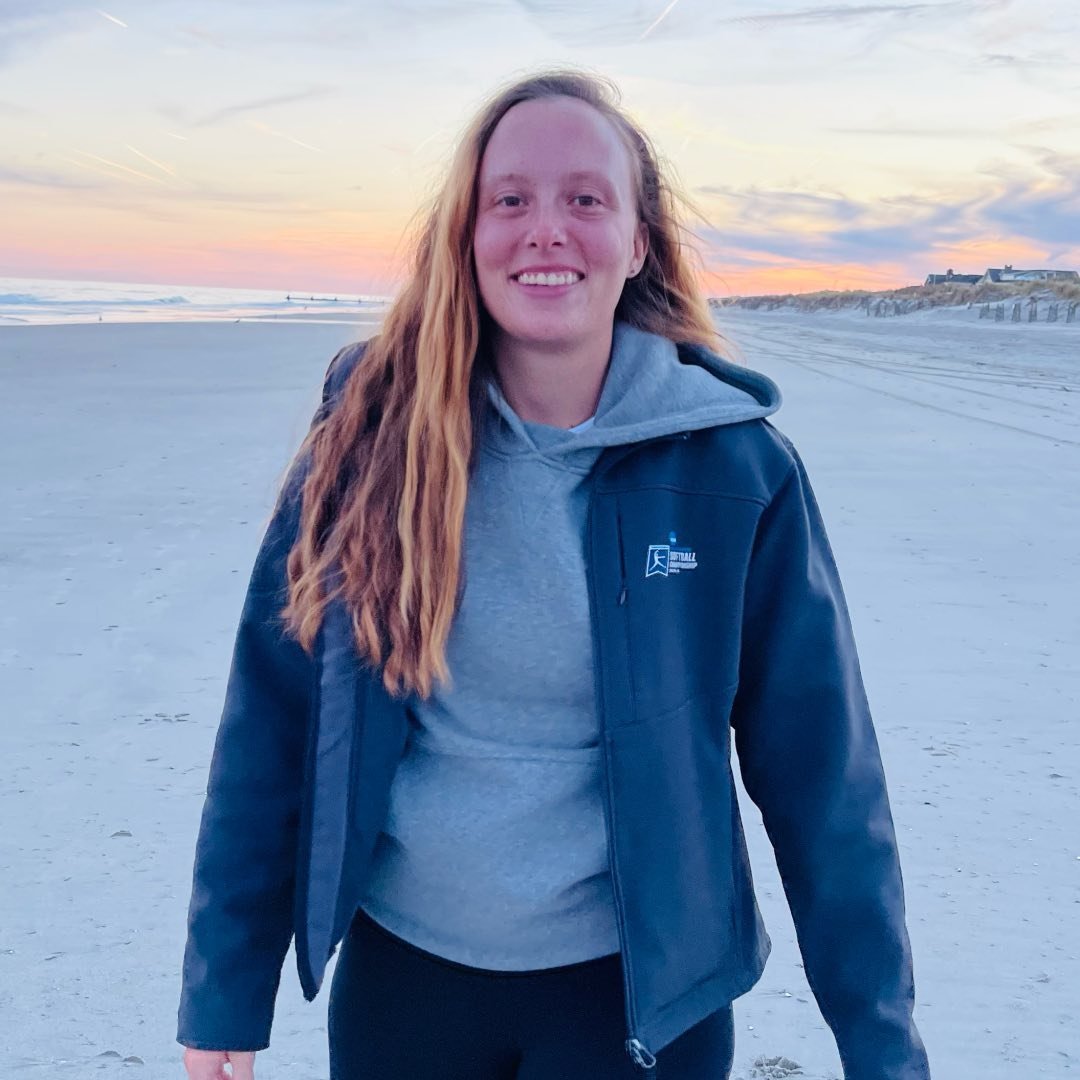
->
[511,270,584,295]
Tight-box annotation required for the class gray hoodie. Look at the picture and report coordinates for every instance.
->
[358,320,781,969]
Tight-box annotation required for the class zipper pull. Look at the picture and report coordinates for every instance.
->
[617,585,627,606]
[626,1038,657,1070]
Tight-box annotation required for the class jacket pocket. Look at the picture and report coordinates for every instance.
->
[605,685,743,1009]
[616,489,759,723]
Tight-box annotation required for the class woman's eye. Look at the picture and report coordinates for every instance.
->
[497,195,523,207]
[574,194,600,207]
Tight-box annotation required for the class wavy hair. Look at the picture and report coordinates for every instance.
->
[282,66,723,700]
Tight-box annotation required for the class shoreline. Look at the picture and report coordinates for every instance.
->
[0,312,385,329]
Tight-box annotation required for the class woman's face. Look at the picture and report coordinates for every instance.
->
[473,96,648,356]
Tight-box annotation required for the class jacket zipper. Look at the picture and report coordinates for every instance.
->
[615,506,628,607]
[587,430,690,1071]
[586,492,656,1071]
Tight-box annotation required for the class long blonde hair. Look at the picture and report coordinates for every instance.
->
[283,67,722,700]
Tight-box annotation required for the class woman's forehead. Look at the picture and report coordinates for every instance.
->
[480,99,633,189]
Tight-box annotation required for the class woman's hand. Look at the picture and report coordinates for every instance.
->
[182,1048,255,1079]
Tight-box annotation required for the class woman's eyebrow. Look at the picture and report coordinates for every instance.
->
[481,171,616,189]
[479,172,525,191]
[566,171,616,189]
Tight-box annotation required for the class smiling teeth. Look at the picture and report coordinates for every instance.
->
[517,272,581,286]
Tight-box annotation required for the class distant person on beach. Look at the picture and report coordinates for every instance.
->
[177,68,930,1079]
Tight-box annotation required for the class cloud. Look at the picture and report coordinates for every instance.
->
[828,125,995,139]
[977,46,1080,92]
[1011,113,1080,136]
[690,173,1076,270]
[373,0,505,26]
[175,24,228,48]
[248,120,324,153]
[981,50,1075,70]
[829,115,1080,140]
[511,0,691,47]
[508,0,1008,57]
[94,9,127,29]
[719,2,964,28]
[977,147,1080,251]
[0,163,102,190]
[159,85,339,128]
[0,0,89,65]
[697,184,869,226]
[0,146,323,211]
[515,0,872,47]
[165,1,502,53]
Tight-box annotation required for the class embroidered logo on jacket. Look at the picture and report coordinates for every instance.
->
[645,532,698,578]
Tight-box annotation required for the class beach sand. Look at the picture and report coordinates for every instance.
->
[0,313,1077,1078]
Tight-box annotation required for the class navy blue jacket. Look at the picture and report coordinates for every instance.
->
[178,340,930,1077]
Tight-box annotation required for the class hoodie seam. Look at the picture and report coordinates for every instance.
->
[478,439,597,476]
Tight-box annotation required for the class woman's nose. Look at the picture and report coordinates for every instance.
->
[525,207,566,247]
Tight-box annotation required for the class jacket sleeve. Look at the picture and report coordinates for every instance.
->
[730,440,931,1080]
[176,340,366,1051]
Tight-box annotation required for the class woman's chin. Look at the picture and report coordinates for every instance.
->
[495,312,610,351]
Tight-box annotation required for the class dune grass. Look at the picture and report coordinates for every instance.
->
[712,279,1080,313]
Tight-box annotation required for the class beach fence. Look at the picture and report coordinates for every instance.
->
[719,294,1077,321]
[974,298,1078,324]
[859,295,1076,324]
[861,298,936,316]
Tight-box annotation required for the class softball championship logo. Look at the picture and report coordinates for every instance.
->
[645,532,698,578]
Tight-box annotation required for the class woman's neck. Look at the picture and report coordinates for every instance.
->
[491,326,613,429]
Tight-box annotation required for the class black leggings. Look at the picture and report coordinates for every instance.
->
[328,906,734,1079]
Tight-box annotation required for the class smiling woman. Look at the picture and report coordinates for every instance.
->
[472,97,648,428]
[177,66,931,1080]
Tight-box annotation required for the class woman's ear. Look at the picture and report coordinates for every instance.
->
[629,220,649,278]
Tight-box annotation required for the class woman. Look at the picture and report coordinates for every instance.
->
[178,69,931,1079]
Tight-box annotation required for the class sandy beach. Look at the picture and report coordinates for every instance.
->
[0,312,1077,1078]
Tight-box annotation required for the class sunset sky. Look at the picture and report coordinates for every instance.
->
[2,0,1078,297]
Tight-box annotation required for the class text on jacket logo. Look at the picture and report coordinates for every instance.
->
[645,532,698,578]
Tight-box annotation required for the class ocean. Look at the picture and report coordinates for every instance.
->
[0,276,391,326]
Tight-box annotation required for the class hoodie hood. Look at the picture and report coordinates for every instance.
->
[481,320,781,473]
